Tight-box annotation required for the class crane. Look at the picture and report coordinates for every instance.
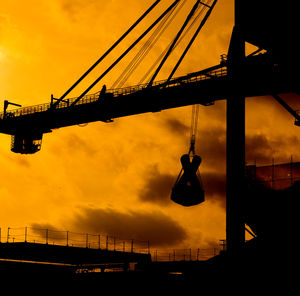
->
[1,0,300,254]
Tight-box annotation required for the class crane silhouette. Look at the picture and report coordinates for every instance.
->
[1,0,299,256]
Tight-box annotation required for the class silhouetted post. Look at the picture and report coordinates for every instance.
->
[131,239,134,253]
[25,227,27,242]
[66,231,69,247]
[272,158,275,189]
[290,155,294,185]
[7,227,10,242]
[226,0,246,253]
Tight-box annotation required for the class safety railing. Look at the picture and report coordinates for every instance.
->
[0,227,150,254]
[151,247,221,262]
[0,227,224,261]
[0,66,227,120]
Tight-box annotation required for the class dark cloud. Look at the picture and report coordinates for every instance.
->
[201,171,226,207]
[164,117,189,136]
[138,165,175,205]
[30,223,67,242]
[246,133,300,163]
[71,207,187,247]
[138,164,226,207]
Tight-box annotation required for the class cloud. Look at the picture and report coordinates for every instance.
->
[71,207,187,247]
[30,223,67,242]
[138,163,226,207]
[138,165,175,205]
[201,171,226,207]
[246,133,300,163]
[66,133,97,156]
[164,117,189,136]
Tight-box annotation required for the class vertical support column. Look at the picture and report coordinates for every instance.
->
[226,0,246,253]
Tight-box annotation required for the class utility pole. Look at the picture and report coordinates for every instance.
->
[226,0,246,253]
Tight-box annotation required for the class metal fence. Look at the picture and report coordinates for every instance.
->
[0,227,149,254]
[151,248,221,262]
[0,227,222,262]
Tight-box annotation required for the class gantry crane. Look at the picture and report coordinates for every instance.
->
[1,0,299,254]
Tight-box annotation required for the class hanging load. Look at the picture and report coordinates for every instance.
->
[171,154,205,207]
[171,104,205,207]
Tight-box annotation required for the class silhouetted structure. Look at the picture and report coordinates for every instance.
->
[0,0,300,281]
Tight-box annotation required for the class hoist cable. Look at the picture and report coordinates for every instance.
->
[70,0,181,107]
[147,0,203,88]
[52,0,161,108]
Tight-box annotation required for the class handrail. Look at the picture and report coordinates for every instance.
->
[0,67,227,120]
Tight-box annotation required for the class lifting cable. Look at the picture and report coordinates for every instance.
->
[139,1,208,85]
[111,0,187,89]
[189,104,200,156]
[147,0,203,88]
[51,0,161,109]
[70,0,181,107]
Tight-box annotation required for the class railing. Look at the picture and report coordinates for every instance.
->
[0,227,150,254]
[0,227,222,261]
[0,67,227,120]
[151,248,221,262]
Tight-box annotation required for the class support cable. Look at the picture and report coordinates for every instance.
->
[112,0,187,89]
[148,0,203,88]
[166,0,217,84]
[139,2,207,85]
[51,0,161,108]
[70,0,181,107]
[111,1,182,89]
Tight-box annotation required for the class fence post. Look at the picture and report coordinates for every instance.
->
[25,227,27,242]
[7,227,10,243]
[131,239,134,253]
[66,231,69,247]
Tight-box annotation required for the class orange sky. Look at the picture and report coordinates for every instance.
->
[1,0,300,252]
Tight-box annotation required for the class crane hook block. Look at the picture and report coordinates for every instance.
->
[171,154,205,207]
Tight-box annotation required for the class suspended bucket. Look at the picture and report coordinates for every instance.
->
[171,154,205,207]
